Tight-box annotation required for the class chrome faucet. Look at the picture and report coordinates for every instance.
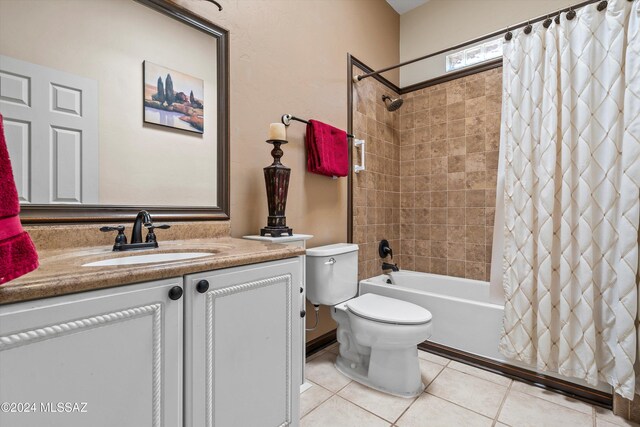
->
[100,210,171,251]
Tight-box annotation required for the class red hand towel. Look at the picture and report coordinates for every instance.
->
[306,120,349,177]
[0,114,38,284]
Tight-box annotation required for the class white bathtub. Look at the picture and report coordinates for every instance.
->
[359,270,609,393]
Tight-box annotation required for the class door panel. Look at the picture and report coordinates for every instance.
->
[0,54,98,204]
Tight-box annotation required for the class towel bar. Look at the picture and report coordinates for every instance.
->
[281,114,355,138]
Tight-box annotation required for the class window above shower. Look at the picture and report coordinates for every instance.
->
[398,34,504,87]
[445,38,503,72]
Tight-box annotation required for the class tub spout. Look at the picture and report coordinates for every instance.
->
[382,262,399,272]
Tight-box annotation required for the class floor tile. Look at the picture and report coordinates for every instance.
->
[419,358,445,389]
[595,406,640,426]
[338,381,415,423]
[426,367,508,418]
[301,395,390,427]
[598,420,629,427]
[305,349,326,363]
[418,349,450,366]
[300,381,333,418]
[325,342,339,354]
[304,351,351,392]
[510,380,592,415]
[447,360,512,387]
[396,393,493,427]
[498,390,593,427]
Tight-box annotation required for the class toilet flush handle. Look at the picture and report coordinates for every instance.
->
[325,257,336,265]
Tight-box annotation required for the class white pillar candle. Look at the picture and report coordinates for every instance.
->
[268,123,286,140]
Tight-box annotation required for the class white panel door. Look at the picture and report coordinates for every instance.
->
[0,54,98,204]
[3,118,30,201]
[0,278,183,427]
[185,258,303,427]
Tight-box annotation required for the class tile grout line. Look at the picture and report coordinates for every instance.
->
[299,377,336,421]
[423,388,499,422]
[300,379,340,423]
[446,361,512,387]
[332,392,396,426]
[391,362,450,425]
[509,383,597,418]
[321,358,452,426]
[423,367,507,421]
[491,378,513,426]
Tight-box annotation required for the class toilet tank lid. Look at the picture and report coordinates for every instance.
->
[306,243,359,257]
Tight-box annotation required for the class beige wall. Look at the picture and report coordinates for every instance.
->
[170,0,399,341]
[399,0,570,86]
[0,0,217,206]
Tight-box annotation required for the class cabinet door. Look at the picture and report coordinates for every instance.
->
[0,278,183,427]
[185,258,302,427]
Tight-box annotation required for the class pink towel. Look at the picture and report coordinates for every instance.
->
[0,114,38,284]
[305,120,349,177]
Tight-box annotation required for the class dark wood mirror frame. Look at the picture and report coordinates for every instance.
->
[19,0,229,224]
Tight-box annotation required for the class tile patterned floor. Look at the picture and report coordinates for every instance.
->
[301,343,640,427]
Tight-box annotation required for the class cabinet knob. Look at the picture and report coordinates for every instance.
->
[196,280,210,294]
[300,310,306,318]
[168,286,183,300]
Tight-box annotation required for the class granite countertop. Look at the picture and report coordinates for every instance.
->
[0,237,305,305]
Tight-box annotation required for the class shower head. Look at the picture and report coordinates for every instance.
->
[382,95,404,112]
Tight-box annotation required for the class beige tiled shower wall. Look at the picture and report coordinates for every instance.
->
[398,68,502,281]
[351,67,501,282]
[352,66,401,281]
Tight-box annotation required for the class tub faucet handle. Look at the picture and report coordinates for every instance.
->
[379,239,393,259]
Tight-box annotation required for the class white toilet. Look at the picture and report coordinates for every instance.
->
[306,243,433,398]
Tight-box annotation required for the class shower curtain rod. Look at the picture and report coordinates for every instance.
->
[353,0,601,82]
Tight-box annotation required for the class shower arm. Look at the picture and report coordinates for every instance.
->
[203,0,223,11]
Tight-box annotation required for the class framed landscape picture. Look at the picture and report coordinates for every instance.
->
[143,61,204,133]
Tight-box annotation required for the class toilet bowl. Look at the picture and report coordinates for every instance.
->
[306,243,433,398]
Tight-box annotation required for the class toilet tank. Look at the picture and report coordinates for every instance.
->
[306,243,359,306]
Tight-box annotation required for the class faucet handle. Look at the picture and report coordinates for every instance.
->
[100,225,127,249]
[146,224,171,230]
[100,225,125,233]
[145,224,171,243]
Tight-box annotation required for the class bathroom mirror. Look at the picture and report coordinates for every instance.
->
[0,0,229,223]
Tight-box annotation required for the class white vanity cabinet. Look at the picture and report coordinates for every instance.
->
[184,257,303,427]
[0,277,184,427]
[0,256,302,427]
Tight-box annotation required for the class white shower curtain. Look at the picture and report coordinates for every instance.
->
[499,0,640,398]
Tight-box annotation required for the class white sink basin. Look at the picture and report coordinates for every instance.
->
[82,252,212,267]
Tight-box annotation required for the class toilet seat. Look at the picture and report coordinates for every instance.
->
[346,293,432,325]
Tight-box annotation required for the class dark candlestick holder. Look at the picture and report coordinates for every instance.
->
[260,139,293,237]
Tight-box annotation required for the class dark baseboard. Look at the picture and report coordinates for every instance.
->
[304,332,612,409]
[305,329,337,358]
[419,341,612,409]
